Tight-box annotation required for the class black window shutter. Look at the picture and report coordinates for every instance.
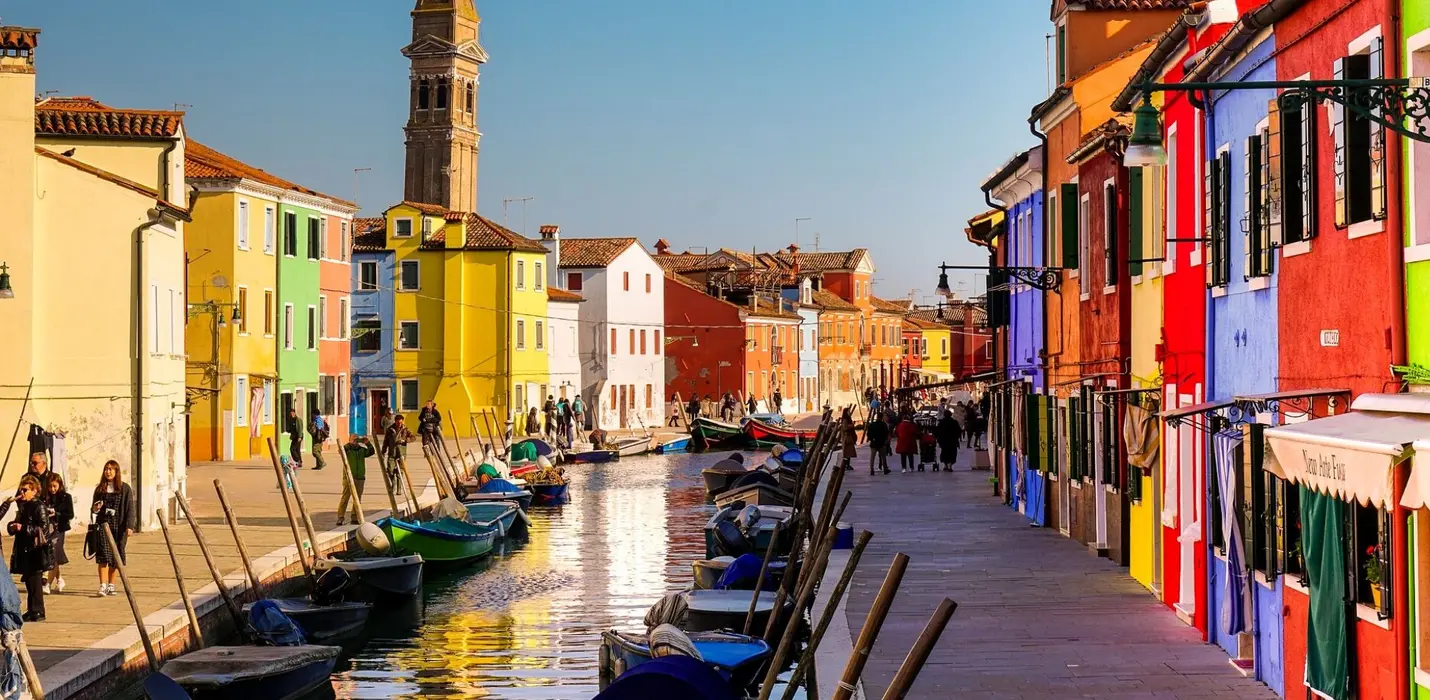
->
[1129,168,1144,277]
[1266,101,1284,249]
[1061,182,1079,269]
[1105,184,1118,284]
[1205,157,1216,289]
[1370,37,1387,220]
[1303,102,1318,240]
[1332,57,1348,228]
[1219,151,1232,287]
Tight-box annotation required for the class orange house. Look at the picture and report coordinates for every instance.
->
[811,288,860,410]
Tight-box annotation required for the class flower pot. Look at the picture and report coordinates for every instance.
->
[1370,586,1383,610]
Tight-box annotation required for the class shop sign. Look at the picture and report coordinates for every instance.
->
[1320,330,1340,347]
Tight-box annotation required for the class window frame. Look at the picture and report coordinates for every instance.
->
[393,218,414,238]
[359,261,379,291]
[516,260,526,290]
[317,294,328,341]
[516,319,526,350]
[398,320,420,351]
[283,303,295,350]
[235,376,249,427]
[263,206,276,254]
[237,200,250,251]
[283,211,298,257]
[399,260,421,291]
[235,286,249,335]
[400,379,420,412]
[339,297,350,340]
[536,320,545,350]
[567,272,583,291]
[263,289,275,337]
[306,305,317,350]
[354,318,381,353]
[307,216,321,261]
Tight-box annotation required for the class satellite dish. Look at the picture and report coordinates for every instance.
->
[211,275,229,289]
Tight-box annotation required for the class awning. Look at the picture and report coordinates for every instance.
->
[916,370,955,382]
[1159,399,1233,421]
[1266,393,1430,510]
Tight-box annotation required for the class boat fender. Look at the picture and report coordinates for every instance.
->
[497,518,506,538]
[763,457,782,472]
[356,522,391,555]
[515,508,533,527]
[537,454,553,469]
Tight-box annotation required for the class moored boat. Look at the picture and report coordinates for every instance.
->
[742,418,816,447]
[681,589,784,633]
[614,435,656,457]
[690,555,787,590]
[313,554,424,600]
[241,599,371,644]
[700,458,749,498]
[703,504,793,559]
[530,481,569,505]
[567,448,619,464]
[158,644,340,700]
[690,417,746,450]
[655,435,692,453]
[464,477,534,510]
[599,629,772,691]
[711,482,793,509]
[465,500,523,538]
[377,516,497,568]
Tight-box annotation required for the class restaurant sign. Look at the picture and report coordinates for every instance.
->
[1267,436,1399,511]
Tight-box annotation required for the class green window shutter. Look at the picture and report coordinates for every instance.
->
[1067,398,1080,480]
[1040,396,1052,474]
[1128,168,1144,277]
[1061,183,1079,270]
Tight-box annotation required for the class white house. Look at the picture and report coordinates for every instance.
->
[546,286,584,404]
[540,227,665,431]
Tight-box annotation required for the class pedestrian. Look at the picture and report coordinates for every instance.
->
[337,435,375,526]
[746,394,757,415]
[543,395,557,438]
[558,397,573,446]
[840,408,857,471]
[286,407,304,468]
[418,401,441,447]
[894,414,918,473]
[22,452,54,496]
[526,407,541,436]
[965,405,979,448]
[865,414,890,475]
[720,393,736,422]
[703,394,716,421]
[821,404,833,424]
[937,409,962,471]
[572,395,586,431]
[772,388,783,414]
[972,410,987,450]
[3,475,52,620]
[383,414,415,496]
[45,474,73,593]
[668,397,682,427]
[918,425,937,472]
[687,395,702,423]
[88,460,135,597]
[309,412,329,471]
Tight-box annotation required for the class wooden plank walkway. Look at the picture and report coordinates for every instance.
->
[837,446,1278,700]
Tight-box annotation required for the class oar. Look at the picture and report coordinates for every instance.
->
[155,508,204,649]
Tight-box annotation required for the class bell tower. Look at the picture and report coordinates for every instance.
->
[402,0,486,212]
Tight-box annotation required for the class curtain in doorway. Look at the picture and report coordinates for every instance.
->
[1302,487,1349,700]
[1123,403,1159,471]
[1213,429,1251,636]
[249,385,264,438]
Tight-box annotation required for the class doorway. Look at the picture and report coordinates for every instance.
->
[369,389,390,438]
[619,385,629,429]
[1177,392,1197,618]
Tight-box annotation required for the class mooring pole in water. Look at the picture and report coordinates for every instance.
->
[103,523,158,673]
[449,410,472,479]
[156,507,204,650]
[286,462,324,579]
[779,529,873,700]
[758,524,838,700]
[743,520,783,636]
[831,552,910,700]
[878,598,958,700]
[267,438,315,580]
[174,492,245,630]
[213,480,262,595]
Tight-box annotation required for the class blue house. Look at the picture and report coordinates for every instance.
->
[1198,35,1284,695]
[984,148,1047,525]
[785,279,822,413]
[350,220,396,437]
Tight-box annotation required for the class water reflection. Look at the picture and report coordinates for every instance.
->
[333,450,738,699]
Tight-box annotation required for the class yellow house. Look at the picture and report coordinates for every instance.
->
[381,202,549,436]
[0,28,191,529]
[920,323,953,380]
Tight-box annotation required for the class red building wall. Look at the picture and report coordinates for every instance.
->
[664,277,747,403]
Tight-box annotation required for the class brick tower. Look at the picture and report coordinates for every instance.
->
[402,0,486,212]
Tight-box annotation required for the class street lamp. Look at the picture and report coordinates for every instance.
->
[0,262,13,300]
[1123,98,1167,167]
[935,267,952,297]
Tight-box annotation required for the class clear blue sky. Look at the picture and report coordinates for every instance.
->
[17,0,1052,300]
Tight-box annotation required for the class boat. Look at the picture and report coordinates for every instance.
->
[377,516,497,568]
[464,477,534,510]
[655,435,692,453]
[776,447,803,466]
[158,644,340,700]
[599,629,772,691]
[743,418,816,447]
[313,554,424,600]
[712,482,793,509]
[681,589,785,633]
[465,500,523,538]
[614,435,656,457]
[703,504,793,560]
[240,598,371,644]
[596,654,743,700]
[690,555,787,590]
[529,481,570,505]
[509,438,559,466]
[700,457,750,498]
[690,417,746,450]
[567,448,619,464]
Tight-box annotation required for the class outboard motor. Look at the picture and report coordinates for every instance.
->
[310,566,354,605]
[736,505,762,534]
[713,519,752,558]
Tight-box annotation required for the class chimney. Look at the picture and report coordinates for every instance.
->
[787,243,799,254]
[539,224,560,289]
[654,238,671,256]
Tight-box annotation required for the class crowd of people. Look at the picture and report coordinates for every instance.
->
[840,392,988,475]
[672,391,782,426]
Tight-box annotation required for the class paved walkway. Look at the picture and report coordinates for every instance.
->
[836,446,1278,700]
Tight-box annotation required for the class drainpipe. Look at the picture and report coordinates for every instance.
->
[1387,0,1409,696]
[1029,117,1051,396]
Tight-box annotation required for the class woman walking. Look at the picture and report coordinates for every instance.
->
[865,414,890,475]
[4,475,52,620]
[89,460,136,597]
[840,408,858,471]
[46,474,73,592]
[936,409,962,471]
[894,414,919,473]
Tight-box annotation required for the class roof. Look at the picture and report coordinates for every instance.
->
[35,96,183,140]
[559,237,638,268]
[666,273,801,320]
[547,287,585,303]
[904,317,943,331]
[654,252,716,273]
[352,217,387,253]
[770,249,868,273]
[391,201,451,217]
[1074,0,1191,9]
[870,296,910,315]
[980,149,1034,193]
[1030,85,1073,122]
[186,140,356,208]
[1067,118,1132,164]
[36,146,189,215]
[462,214,548,253]
[1111,7,1198,111]
[809,288,858,312]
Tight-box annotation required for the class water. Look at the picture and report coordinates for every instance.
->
[332,449,746,700]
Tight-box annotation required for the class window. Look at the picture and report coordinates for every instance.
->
[516,320,526,349]
[320,375,337,416]
[337,375,347,416]
[235,376,248,427]
[610,328,617,354]
[359,262,378,291]
[1205,150,1231,288]
[1059,183,1077,270]
[436,77,449,109]
[1334,43,1387,229]
[237,201,250,250]
[319,219,329,260]
[645,273,652,293]
[623,271,630,291]
[1103,181,1117,289]
[645,384,653,409]
[399,260,420,291]
[263,207,275,254]
[307,305,317,350]
[307,218,321,260]
[1056,23,1066,84]
[236,287,248,333]
[1352,502,1392,617]
[1276,89,1318,244]
[339,298,350,339]
[283,304,294,349]
[610,386,618,412]
[629,329,636,354]
[400,379,419,411]
[394,218,413,238]
[420,217,432,242]
[318,294,327,339]
[516,260,526,289]
[355,319,381,352]
[567,272,583,290]
[262,379,274,425]
[640,329,647,355]
[654,330,661,354]
[535,320,545,350]
[465,83,475,113]
[398,320,420,350]
[263,290,274,336]
[283,211,298,255]
[941,338,948,358]
[417,79,430,110]
[535,262,544,290]
[1247,131,1274,278]
[1078,194,1090,295]
[340,221,349,262]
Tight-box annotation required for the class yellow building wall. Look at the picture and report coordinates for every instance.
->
[1070,43,1155,136]
[1127,160,1165,595]
[35,136,171,192]
[509,250,550,430]
[921,328,952,375]
[0,61,38,486]
[444,250,508,436]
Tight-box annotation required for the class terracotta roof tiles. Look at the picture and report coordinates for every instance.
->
[1077,0,1190,9]
[463,214,548,253]
[185,140,357,208]
[809,288,858,312]
[352,217,387,253]
[870,296,910,314]
[393,201,450,216]
[559,237,638,268]
[35,96,183,139]
[547,287,585,303]
[770,249,868,273]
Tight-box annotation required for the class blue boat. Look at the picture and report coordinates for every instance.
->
[655,436,692,453]
[597,655,741,700]
[464,477,534,510]
[530,481,570,505]
[600,629,770,692]
[465,500,523,538]
[777,447,803,466]
[158,644,340,700]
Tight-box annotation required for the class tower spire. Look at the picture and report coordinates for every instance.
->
[402,0,485,212]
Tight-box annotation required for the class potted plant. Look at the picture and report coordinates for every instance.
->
[1364,544,1383,608]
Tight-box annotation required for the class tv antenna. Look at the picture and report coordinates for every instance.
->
[503,196,534,234]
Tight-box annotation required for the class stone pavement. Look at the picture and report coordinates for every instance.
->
[834,445,1278,700]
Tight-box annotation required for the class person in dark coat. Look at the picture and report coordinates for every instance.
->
[286,407,304,467]
[46,474,73,592]
[89,460,135,597]
[383,415,415,495]
[3,475,52,620]
[840,408,858,471]
[936,410,963,471]
[894,415,919,473]
[746,395,758,415]
[687,396,702,423]
[865,416,890,475]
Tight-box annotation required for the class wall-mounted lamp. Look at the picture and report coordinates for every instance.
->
[0,262,13,300]
[666,335,700,348]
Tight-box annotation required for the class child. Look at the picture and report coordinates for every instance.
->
[46,474,73,593]
[918,426,937,473]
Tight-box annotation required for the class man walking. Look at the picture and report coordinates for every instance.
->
[866,414,890,475]
[285,407,304,468]
[382,414,414,496]
[337,435,374,525]
[309,412,330,471]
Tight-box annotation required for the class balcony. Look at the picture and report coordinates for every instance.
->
[859,343,872,357]
[771,345,785,365]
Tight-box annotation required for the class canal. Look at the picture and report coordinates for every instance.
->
[331,449,745,699]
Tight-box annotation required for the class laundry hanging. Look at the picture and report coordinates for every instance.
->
[1123,403,1160,472]
[1214,428,1251,637]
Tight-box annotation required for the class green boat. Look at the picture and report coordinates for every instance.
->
[691,417,747,451]
[377,516,496,569]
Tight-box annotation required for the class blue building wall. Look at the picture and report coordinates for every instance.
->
[350,250,396,436]
[1202,37,1283,697]
[1007,191,1045,393]
[798,307,819,411]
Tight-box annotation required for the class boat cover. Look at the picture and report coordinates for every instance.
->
[712,554,764,590]
[510,441,538,464]
[729,471,778,490]
[161,645,339,685]
[478,478,526,495]
[248,599,305,645]
[477,463,501,480]
[595,655,740,700]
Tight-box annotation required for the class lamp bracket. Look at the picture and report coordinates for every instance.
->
[938,263,1062,293]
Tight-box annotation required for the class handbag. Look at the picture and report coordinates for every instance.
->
[82,523,101,560]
